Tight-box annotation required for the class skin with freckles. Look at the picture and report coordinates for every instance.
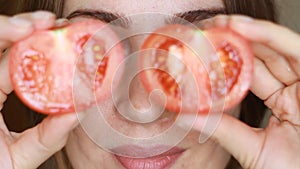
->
[0,0,299,169]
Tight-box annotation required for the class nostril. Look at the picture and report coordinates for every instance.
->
[115,97,165,124]
[128,75,152,109]
[115,75,166,124]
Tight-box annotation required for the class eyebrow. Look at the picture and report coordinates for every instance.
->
[66,9,131,28]
[66,8,226,27]
[169,8,226,24]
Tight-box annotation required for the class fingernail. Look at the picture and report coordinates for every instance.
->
[214,15,229,28]
[55,18,70,27]
[231,15,254,23]
[198,19,214,30]
[32,11,55,20]
[9,17,32,27]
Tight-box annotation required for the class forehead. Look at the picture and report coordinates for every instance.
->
[63,0,224,16]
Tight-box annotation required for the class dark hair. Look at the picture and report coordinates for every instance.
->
[1,0,276,168]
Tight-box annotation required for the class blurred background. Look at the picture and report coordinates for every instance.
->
[277,0,300,32]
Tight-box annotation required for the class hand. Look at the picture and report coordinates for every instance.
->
[0,11,79,169]
[184,15,300,169]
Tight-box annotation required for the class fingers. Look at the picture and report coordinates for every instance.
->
[14,11,56,30]
[55,18,70,27]
[264,82,300,126]
[214,15,300,77]
[0,130,13,169]
[212,15,300,99]
[0,11,56,50]
[0,89,7,110]
[0,15,33,45]
[179,114,263,169]
[10,112,79,169]
[0,113,9,135]
[0,11,56,98]
[214,15,300,59]
[250,57,284,100]
[208,115,263,168]
[252,43,299,86]
[0,50,12,95]
[0,41,11,52]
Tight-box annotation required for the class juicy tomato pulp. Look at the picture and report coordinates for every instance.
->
[9,19,124,114]
[139,25,253,114]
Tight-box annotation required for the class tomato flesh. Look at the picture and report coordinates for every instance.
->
[9,19,124,114]
[152,39,182,98]
[139,25,253,114]
[210,42,243,99]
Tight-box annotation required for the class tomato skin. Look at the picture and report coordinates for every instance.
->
[139,25,210,114]
[204,28,254,112]
[139,25,253,114]
[9,19,124,114]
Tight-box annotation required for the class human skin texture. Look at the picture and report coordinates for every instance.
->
[62,0,238,169]
[0,0,299,168]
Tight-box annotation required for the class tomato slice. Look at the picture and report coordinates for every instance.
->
[9,19,124,114]
[139,25,253,114]
[204,28,253,112]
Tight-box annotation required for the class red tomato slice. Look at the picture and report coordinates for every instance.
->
[139,25,253,114]
[204,28,253,113]
[9,19,124,114]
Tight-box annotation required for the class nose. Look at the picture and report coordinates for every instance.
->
[112,36,168,123]
[112,47,167,123]
[110,14,170,123]
[128,74,151,110]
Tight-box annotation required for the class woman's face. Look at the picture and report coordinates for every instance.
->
[62,0,236,168]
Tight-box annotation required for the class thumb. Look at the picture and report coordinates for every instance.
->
[10,112,81,169]
[179,113,264,168]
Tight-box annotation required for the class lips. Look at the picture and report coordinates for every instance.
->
[114,146,185,169]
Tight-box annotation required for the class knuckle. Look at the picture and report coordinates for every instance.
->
[31,10,56,20]
[12,12,35,20]
[36,123,66,153]
[0,15,33,42]
[36,124,54,153]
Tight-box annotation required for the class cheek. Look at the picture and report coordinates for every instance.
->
[67,128,124,168]
[172,140,231,169]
